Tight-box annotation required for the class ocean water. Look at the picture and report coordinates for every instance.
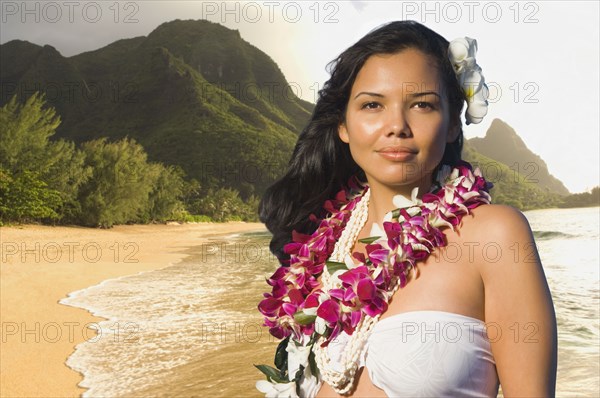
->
[60,231,279,397]
[60,207,600,397]
[525,207,600,395]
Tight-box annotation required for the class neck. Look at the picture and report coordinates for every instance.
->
[366,178,434,225]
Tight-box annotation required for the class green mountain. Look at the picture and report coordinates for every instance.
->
[468,119,569,195]
[0,19,314,198]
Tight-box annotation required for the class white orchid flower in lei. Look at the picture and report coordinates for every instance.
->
[255,379,299,398]
[448,37,489,125]
[373,186,423,234]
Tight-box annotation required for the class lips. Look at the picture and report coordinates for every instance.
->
[376,146,417,161]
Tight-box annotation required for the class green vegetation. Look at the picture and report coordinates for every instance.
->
[558,187,600,208]
[0,93,259,226]
[0,169,62,222]
[0,92,89,223]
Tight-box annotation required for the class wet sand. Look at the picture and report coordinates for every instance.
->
[0,222,266,398]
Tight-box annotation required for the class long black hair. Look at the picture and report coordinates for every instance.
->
[259,20,467,264]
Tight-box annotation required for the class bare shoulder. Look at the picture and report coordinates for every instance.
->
[457,203,540,279]
[467,202,529,222]
[460,203,533,240]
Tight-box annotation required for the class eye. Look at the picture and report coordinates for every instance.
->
[360,101,381,110]
[412,101,435,110]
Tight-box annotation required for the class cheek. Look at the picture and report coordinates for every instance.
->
[351,116,382,137]
[345,118,381,149]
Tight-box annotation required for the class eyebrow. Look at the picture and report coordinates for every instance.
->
[408,91,441,98]
[353,91,384,99]
[353,91,441,99]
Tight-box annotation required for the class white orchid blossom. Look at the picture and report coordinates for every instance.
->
[392,186,421,209]
[287,339,312,371]
[296,368,321,398]
[255,380,299,398]
[343,253,358,269]
[314,315,327,335]
[448,36,489,125]
[256,334,318,398]
[370,221,386,238]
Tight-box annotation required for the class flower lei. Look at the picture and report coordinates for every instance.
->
[255,161,493,397]
[448,37,489,125]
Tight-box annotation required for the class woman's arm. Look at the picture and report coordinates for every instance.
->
[472,204,558,396]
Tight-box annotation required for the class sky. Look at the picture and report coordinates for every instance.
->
[1,0,599,193]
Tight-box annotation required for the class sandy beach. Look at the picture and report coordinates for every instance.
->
[0,222,266,398]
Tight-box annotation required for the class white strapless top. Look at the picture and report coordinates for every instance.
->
[321,310,500,397]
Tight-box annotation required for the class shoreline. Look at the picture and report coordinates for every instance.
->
[0,222,267,398]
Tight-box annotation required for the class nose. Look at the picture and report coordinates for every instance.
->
[386,105,411,138]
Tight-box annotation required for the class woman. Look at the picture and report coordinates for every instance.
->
[257,20,557,397]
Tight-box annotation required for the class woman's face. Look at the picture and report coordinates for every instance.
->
[338,48,457,191]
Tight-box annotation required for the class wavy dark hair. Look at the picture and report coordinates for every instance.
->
[259,20,467,264]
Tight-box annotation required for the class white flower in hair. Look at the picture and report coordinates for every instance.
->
[448,37,478,74]
[448,37,489,125]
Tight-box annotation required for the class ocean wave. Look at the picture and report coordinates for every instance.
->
[533,230,578,240]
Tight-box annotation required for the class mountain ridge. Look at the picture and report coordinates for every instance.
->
[468,119,569,195]
[1,19,314,198]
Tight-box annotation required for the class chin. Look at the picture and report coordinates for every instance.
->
[371,166,433,185]
[368,174,431,189]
